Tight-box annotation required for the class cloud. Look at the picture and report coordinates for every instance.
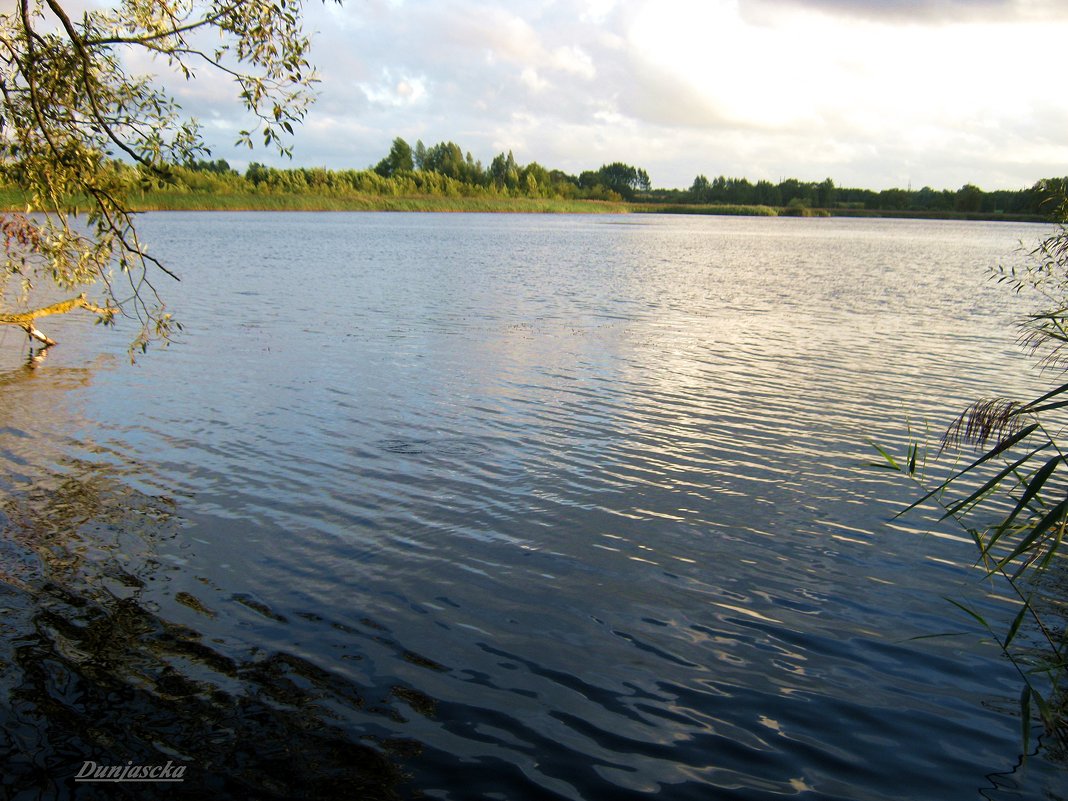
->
[360,72,429,108]
[134,0,1068,191]
[740,0,1068,23]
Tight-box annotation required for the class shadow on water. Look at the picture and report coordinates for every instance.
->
[0,360,418,800]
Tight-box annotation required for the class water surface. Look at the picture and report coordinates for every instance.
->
[1,213,1065,799]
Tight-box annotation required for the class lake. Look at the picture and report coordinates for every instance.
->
[1,212,1066,800]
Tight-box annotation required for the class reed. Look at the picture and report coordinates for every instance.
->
[873,213,1068,757]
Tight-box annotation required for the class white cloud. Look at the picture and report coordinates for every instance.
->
[146,0,1068,190]
[520,68,549,92]
[360,71,429,108]
[550,46,597,79]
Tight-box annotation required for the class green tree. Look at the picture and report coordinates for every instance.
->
[596,162,650,201]
[754,179,781,207]
[374,137,414,178]
[954,183,985,213]
[817,178,836,208]
[878,188,910,210]
[0,0,324,355]
[778,178,801,206]
[690,174,711,203]
[489,151,519,190]
[186,158,235,175]
[913,186,946,211]
[422,141,467,181]
[521,161,549,197]
[725,177,754,204]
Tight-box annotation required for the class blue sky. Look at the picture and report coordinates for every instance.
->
[175,0,1067,191]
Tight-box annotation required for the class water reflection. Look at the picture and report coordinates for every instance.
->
[0,370,414,799]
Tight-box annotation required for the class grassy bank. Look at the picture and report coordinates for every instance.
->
[634,203,779,217]
[129,190,636,214]
[0,187,1050,222]
[0,188,631,214]
[824,206,1048,223]
[636,202,1047,222]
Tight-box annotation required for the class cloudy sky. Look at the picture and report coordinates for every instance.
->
[180,0,1067,191]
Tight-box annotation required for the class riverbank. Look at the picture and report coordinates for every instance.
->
[633,202,1048,223]
[0,188,631,214]
[128,191,633,214]
[0,188,1050,222]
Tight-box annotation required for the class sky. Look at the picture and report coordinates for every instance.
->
[170,0,1068,191]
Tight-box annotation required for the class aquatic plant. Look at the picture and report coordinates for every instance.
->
[874,185,1068,756]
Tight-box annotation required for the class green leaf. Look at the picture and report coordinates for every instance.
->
[869,441,900,471]
[946,598,990,630]
[986,454,1062,551]
[941,445,1051,522]
[1020,380,1068,414]
[996,497,1068,571]
[894,424,1041,519]
[1004,600,1030,649]
[1032,688,1053,729]
[907,632,970,641]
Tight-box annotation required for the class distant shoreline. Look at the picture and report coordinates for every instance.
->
[637,203,1048,223]
[0,190,1050,223]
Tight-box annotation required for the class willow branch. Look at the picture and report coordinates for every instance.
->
[86,0,245,47]
[43,0,156,170]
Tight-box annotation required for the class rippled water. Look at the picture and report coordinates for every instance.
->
[2,213,1066,799]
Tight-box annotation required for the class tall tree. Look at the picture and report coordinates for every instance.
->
[596,162,650,201]
[374,137,414,177]
[488,150,519,190]
[954,183,985,213]
[690,174,711,202]
[817,178,836,208]
[0,0,326,355]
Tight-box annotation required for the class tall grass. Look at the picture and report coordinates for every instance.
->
[0,187,632,215]
[125,191,632,214]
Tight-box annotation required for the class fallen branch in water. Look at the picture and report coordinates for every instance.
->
[0,294,114,347]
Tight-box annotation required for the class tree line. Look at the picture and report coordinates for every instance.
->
[135,137,652,202]
[167,139,1064,217]
[671,174,1062,216]
[4,132,1059,218]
